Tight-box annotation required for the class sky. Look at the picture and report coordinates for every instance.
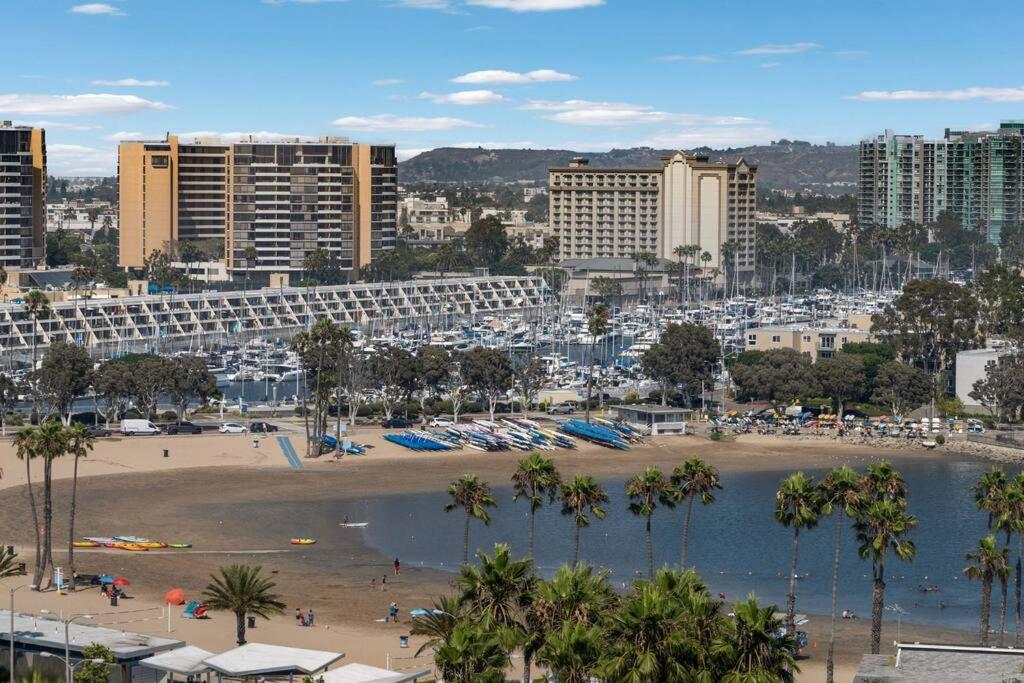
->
[3,0,1023,175]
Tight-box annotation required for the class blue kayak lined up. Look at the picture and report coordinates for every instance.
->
[557,419,631,449]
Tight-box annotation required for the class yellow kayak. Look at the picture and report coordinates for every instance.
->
[137,542,167,549]
[72,541,99,548]
[290,538,317,545]
[115,543,149,552]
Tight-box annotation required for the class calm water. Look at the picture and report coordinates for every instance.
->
[355,455,1015,631]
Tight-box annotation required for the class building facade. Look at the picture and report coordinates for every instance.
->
[0,122,46,271]
[859,122,1024,243]
[118,135,397,277]
[548,154,756,276]
[745,325,872,361]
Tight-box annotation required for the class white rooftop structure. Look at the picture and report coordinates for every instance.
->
[0,610,183,661]
[139,646,215,676]
[321,663,430,683]
[203,643,344,677]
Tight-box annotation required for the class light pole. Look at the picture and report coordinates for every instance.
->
[39,653,106,682]
[885,603,908,643]
[46,613,93,683]
[9,584,36,683]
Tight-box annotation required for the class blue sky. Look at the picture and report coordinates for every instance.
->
[3,0,1023,175]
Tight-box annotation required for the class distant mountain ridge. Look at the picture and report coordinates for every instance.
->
[400,142,858,194]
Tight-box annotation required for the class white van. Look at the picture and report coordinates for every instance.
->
[120,419,160,436]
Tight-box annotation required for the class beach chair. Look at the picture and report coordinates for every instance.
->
[182,601,199,619]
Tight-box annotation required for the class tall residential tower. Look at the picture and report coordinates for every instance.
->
[0,122,46,271]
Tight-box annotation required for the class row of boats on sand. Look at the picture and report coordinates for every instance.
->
[383,417,644,453]
[74,536,192,552]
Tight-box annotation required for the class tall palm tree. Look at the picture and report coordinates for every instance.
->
[65,423,94,590]
[585,303,609,423]
[775,472,822,639]
[715,595,798,683]
[817,465,861,683]
[411,594,468,658]
[1004,475,1024,646]
[511,452,561,559]
[626,468,677,579]
[964,535,1010,646]
[596,583,691,681]
[445,474,497,563]
[532,564,616,630]
[975,466,1011,644]
[12,426,42,587]
[432,621,508,683]
[854,498,918,654]
[671,457,722,569]
[23,290,51,369]
[560,475,608,568]
[457,543,536,683]
[203,565,285,645]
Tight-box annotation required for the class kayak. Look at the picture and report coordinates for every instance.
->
[167,543,192,549]
[290,538,317,545]
[136,542,167,549]
[115,543,149,552]
[339,522,369,528]
[72,541,99,548]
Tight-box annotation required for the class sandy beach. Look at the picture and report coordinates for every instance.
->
[0,429,980,682]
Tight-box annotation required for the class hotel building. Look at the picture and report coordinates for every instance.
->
[548,152,757,277]
[0,122,46,271]
[118,135,397,277]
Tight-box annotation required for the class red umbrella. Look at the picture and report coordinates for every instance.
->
[112,577,130,587]
[164,588,185,605]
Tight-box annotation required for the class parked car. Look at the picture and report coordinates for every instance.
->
[86,425,112,437]
[165,421,203,435]
[249,421,279,433]
[219,423,248,434]
[381,417,414,429]
[120,419,160,436]
[429,417,453,427]
[547,402,576,415]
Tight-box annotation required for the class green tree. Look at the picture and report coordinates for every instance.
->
[13,420,67,588]
[74,643,114,683]
[445,474,497,563]
[370,346,418,421]
[626,468,677,579]
[203,565,285,645]
[432,621,508,683]
[512,354,545,418]
[815,352,866,418]
[715,595,798,683]
[870,361,934,417]
[560,475,609,568]
[730,348,820,403]
[975,264,1024,343]
[964,535,1010,646]
[585,303,609,422]
[640,323,721,407]
[0,373,19,436]
[164,356,219,420]
[23,290,51,368]
[65,423,94,590]
[410,595,468,658]
[461,347,513,423]
[415,345,450,422]
[302,248,347,286]
[775,472,821,638]
[590,276,622,302]
[596,582,691,682]
[464,215,509,268]
[511,453,561,559]
[671,458,722,569]
[817,465,861,683]
[536,622,603,683]
[36,342,94,424]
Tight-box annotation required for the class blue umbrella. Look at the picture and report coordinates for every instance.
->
[98,576,114,584]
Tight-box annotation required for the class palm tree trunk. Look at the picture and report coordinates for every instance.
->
[42,458,54,588]
[870,565,886,654]
[68,455,80,591]
[827,512,843,683]
[235,610,247,646]
[681,494,695,568]
[1000,572,1008,646]
[25,456,42,588]
[463,511,471,564]
[527,508,535,560]
[1016,534,1022,647]
[786,527,799,636]
[572,522,580,569]
[521,653,531,683]
[585,342,594,423]
[981,578,992,646]
[645,515,653,579]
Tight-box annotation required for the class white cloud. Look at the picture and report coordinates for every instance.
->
[638,126,784,149]
[657,55,718,63]
[736,42,820,56]
[47,143,117,175]
[0,93,170,116]
[759,62,780,69]
[451,69,577,84]
[91,78,171,87]
[847,87,1024,102]
[520,99,654,112]
[372,79,404,86]
[466,0,603,10]
[331,114,484,132]
[12,120,100,131]
[102,131,149,141]
[389,0,453,9]
[420,90,505,105]
[69,3,124,15]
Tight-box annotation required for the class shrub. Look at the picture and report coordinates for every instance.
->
[935,433,946,446]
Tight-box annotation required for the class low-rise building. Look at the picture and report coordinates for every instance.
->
[955,347,1011,408]
[854,642,1024,682]
[745,325,872,360]
[615,405,691,435]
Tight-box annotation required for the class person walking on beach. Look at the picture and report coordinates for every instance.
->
[370,578,376,591]
[295,608,302,626]
[307,608,314,626]
[394,557,401,575]
[382,575,387,590]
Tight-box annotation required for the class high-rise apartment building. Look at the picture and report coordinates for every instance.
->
[118,135,397,277]
[0,122,46,271]
[859,122,1024,243]
[548,152,757,276]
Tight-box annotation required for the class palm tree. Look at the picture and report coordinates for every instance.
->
[775,472,822,639]
[536,623,603,683]
[0,548,21,580]
[964,535,1010,646]
[715,595,798,683]
[203,565,285,645]
[975,466,1011,644]
[23,290,51,368]
[585,303,609,423]
[432,621,508,683]
[596,582,691,681]
[511,452,560,559]
[13,421,66,588]
[411,595,467,658]
[532,564,617,630]
[1004,475,1024,646]
[817,465,861,683]
[445,474,497,563]
[65,423,94,590]
[671,457,722,569]
[854,498,918,654]
[626,468,677,579]
[12,427,42,587]
[560,475,609,568]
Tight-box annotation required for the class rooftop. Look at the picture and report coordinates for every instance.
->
[203,642,344,676]
[854,642,1024,682]
[0,610,183,661]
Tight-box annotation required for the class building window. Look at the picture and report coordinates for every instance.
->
[748,334,756,345]
[151,155,169,168]
[772,335,780,343]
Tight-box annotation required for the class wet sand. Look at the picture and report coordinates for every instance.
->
[0,430,979,682]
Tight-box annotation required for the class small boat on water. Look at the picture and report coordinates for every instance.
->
[339,522,369,528]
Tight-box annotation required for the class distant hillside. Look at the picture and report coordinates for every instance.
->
[400,142,858,194]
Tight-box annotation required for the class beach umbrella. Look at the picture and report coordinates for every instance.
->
[98,576,114,584]
[112,577,130,586]
[164,588,185,605]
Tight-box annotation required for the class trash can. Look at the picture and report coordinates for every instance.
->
[247,615,256,629]
[163,449,169,458]
[110,594,118,607]
[399,635,409,648]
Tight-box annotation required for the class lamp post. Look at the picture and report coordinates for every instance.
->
[9,584,36,683]
[58,614,93,683]
[39,653,106,682]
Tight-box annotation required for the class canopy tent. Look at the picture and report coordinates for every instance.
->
[203,643,344,678]
[321,664,430,683]
[139,646,215,677]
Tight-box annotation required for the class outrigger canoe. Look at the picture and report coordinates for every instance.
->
[290,538,317,545]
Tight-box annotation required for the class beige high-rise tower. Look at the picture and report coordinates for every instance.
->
[0,122,46,271]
